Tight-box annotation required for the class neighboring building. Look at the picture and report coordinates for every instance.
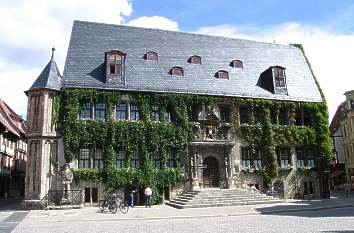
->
[340,90,354,186]
[0,98,27,198]
[24,20,332,208]
[329,103,346,189]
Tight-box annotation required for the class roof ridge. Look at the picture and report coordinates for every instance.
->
[73,20,295,49]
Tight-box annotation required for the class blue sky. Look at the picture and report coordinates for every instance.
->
[0,0,354,120]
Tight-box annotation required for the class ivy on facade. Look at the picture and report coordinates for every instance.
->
[58,89,211,202]
[57,86,331,196]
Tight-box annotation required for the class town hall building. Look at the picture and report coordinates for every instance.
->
[24,20,331,208]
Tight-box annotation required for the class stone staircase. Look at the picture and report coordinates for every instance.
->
[166,188,282,209]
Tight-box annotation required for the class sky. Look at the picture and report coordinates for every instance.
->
[1,0,354,121]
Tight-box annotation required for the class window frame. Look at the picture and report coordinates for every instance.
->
[116,103,128,120]
[216,70,229,80]
[116,150,125,168]
[78,148,91,169]
[150,106,159,122]
[145,51,158,61]
[190,55,202,64]
[131,152,140,169]
[230,60,243,69]
[95,102,106,121]
[171,67,184,76]
[130,104,140,121]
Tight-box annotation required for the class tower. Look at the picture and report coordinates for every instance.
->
[24,48,62,209]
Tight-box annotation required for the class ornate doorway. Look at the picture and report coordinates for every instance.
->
[203,157,219,188]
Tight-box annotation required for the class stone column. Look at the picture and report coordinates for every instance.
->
[191,153,201,191]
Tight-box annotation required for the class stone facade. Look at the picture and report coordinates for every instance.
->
[340,90,354,186]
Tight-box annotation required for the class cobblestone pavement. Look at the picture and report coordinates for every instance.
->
[1,192,354,233]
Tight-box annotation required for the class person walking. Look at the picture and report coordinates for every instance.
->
[130,189,137,207]
[144,186,152,208]
[344,182,351,198]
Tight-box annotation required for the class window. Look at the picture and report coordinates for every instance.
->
[241,147,251,169]
[254,149,262,169]
[95,102,106,120]
[93,149,103,168]
[270,107,277,124]
[167,153,175,168]
[273,67,286,87]
[164,112,171,122]
[131,153,140,168]
[78,148,90,168]
[145,51,158,61]
[190,104,200,121]
[190,55,201,64]
[150,106,159,121]
[279,108,288,125]
[230,60,243,69]
[130,105,140,121]
[239,106,250,124]
[107,53,122,75]
[116,150,125,168]
[152,153,161,169]
[171,67,184,76]
[116,103,128,120]
[307,150,315,167]
[216,70,229,79]
[296,149,305,167]
[219,105,230,123]
[295,109,312,126]
[278,147,290,168]
[253,106,261,123]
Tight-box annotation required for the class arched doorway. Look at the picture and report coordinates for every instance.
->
[203,157,219,188]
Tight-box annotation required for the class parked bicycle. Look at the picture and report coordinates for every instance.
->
[98,194,129,214]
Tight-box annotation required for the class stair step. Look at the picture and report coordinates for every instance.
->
[167,188,281,209]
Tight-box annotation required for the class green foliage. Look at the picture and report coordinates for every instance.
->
[58,89,212,203]
[239,98,331,187]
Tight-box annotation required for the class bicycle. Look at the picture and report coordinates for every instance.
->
[99,195,118,214]
[99,194,129,214]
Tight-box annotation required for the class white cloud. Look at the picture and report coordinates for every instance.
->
[0,0,133,117]
[196,23,354,120]
[127,16,179,31]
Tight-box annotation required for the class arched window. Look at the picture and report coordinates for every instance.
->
[189,55,201,64]
[230,60,243,69]
[216,70,229,79]
[145,51,158,61]
[171,66,184,76]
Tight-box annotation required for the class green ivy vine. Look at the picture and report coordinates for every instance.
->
[239,98,331,187]
[59,89,212,203]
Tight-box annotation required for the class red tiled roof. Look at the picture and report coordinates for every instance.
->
[0,98,27,137]
[329,103,344,135]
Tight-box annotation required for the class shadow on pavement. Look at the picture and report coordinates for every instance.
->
[0,198,24,211]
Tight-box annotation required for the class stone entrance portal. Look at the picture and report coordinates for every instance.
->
[203,157,219,188]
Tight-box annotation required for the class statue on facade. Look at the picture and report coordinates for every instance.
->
[60,163,73,202]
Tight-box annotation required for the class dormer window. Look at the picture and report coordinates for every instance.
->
[216,70,229,79]
[189,55,201,64]
[230,60,243,69]
[145,51,158,61]
[171,66,184,76]
[105,50,126,84]
[273,66,286,87]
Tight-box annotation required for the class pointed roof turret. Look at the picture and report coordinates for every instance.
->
[26,47,62,94]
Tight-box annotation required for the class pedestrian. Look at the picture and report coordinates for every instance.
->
[301,189,311,202]
[344,182,350,198]
[130,188,137,207]
[144,186,152,208]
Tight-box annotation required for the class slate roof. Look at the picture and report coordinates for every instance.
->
[62,20,322,102]
[28,48,62,92]
[0,98,26,137]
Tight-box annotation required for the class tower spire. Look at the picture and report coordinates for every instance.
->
[51,47,55,61]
